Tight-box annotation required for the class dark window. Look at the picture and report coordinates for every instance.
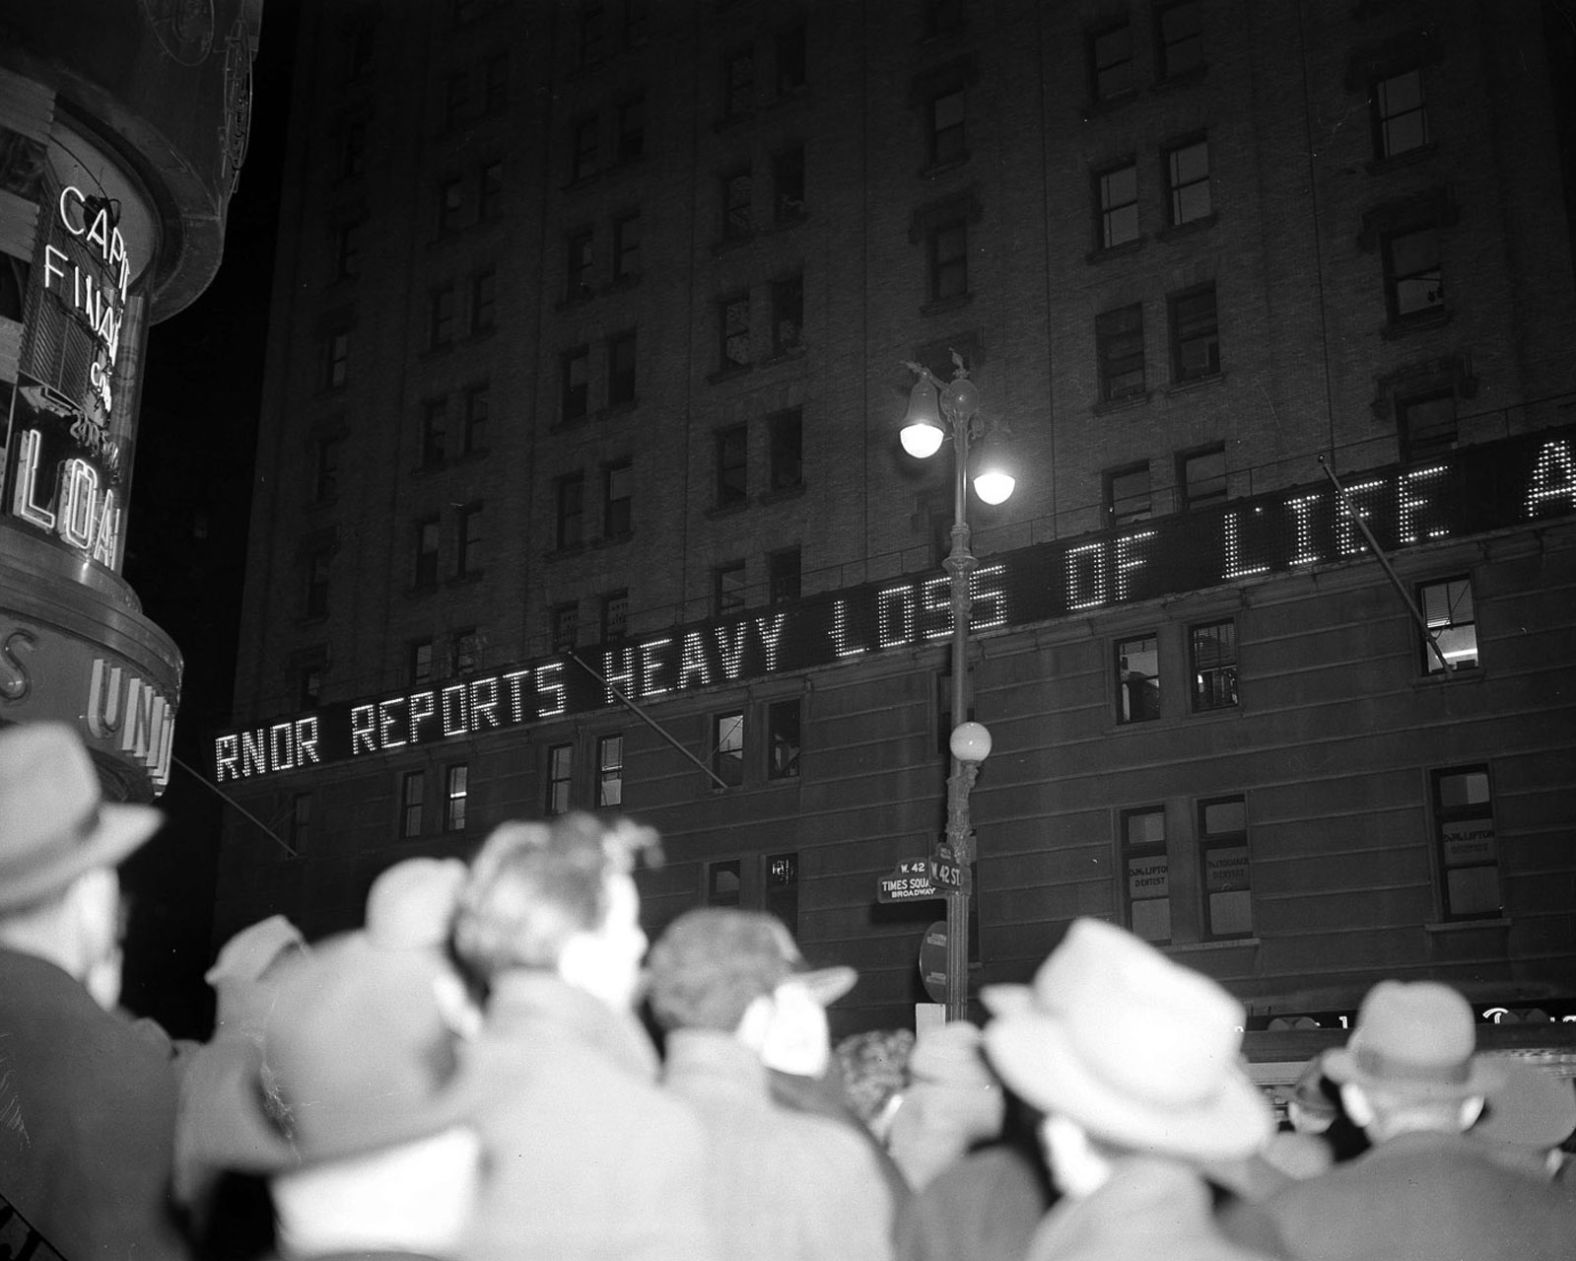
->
[453,627,480,675]
[577,1,608,67]
[768,408,803,490]
[313,436,343,503]
[562,346,590,421]
[571,115,598,182]
[768,698,801,778]
[556,472,585,549]
[601,589,629,641]
[1190,620,1238,711]
[304,549,331,618]
[608,330,637,405]
[765,852,799,933]
[400,770,425,839]
[456,502,484,576]
[445,763,469,831]
[429,285,456,349]
[603,460,633,538]
[597,734,624,807]
[716,426,748,507]
[623,0,650,47]
[338,121,367,180]
[334,220,363,279]
[1096,304,1145,401]
[772,274,803,355]
[928,88,966,167]
[724,46,754,120]
[421,399,447,467]
[471,267,497,333]
[1180,444,1227,510]
[769,546,801,605]
[552,602,579,653]
[289,792,313,853]
[546,744,573,815]
[1165,139,1212,226]
[929,219,968,301]
[1199,795,1252,939]
[478,160,505,221]
[724,169,753,241]
[1116,632,1160,724]
[617,94,645,163]
[776,23,806,95]
[1383,225,1444,320]
[323,329,349,389]
[1106,462,1152,525]
[714,560,747,617]
[613,212,641,281]
[1433,766,1499,918]
[343,21,375,81]
[414,518,440,588]
[567,228,594,300]
[1121,807,1170,943]
[1096,160,1139,249]
[1397,391,1457,463]
[721,292,751,368]
[713,710,745,786]
[1157,1,1204,80]
[925,0,963,39]
[707,859,742,906]
[1090,21,1135,101]
[1169,284,1220,382]
[1419,576,1477,674]
[438,177,465,233]
[410,639,434,685]
[463,384,489,454]
[297,660,324,709]
[444,72,471,130]
[481,53,508,114]
[774,146,806,222]
[1374,68,1429,159]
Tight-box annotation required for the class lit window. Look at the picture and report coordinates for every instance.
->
[1190,620,1238,711]
[1433,766,1499,919]
[562,346,590,421]
[1090,21,1134,101]
[1383,225,1443,320]
[597,733,624,806]
[716,426,748,507]
[1179,445,1227,509]
[1105,462,1151,526]
[1199,795,1252,939]
[1165,139,1212,226]
[713,710,745,786]
[552,603,579,654]
[603,460,632,538]
[414,518,440,588]
[768,699,801,779]
[1157,2,1204,79]
[765,851,799,931]
[721,293,751,369]
[769,408,803,490]
[929,88,966,167]
[772,274,803,355]
[1419,576,1477,674]
[1169,284,1220,382]
[400,770,425,839]
[929,219,968,302]
[1121,807,1169,943]
[556,473,585,549]
[1374,68,1429,159]
[714,561,747,618]
[1096,304,1145,401]
[1115,633,1160,724]
[445,763,468,831]
[601,589,629,641]
[1096,161,1139,249]
[546,744,573,815]
[608,331,637,405]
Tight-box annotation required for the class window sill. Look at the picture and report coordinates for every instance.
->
[1382,307,1452,339]
[550,414,591,434]
[591,531,633,549]
[761,346,806,367]
[556,288,596,312]
[1086,236,1146,265]
[1093,390,1153,416]
[1154,65,1209,92]
[1413,665,1484,688]
[446,572,483,589]
[712,233,757,256]
[600,400,639,420]
[1156,212,1218,242]
[545,543,588,561]
[1424,917,1509,933]
[1082,89,1139,120]
[1366,143,1438,177]
[768,211,808,233]
[1166,937,1261,953]
[758,484,806,506]
[707,364,754,386]
[1164,371,1226,397]
[921,293,973,318]
[705,501,749,520]
[1187,701,1242,721]
[713,111,756,134]
[610,272,642,292]
[407,584,440,599]
[919,153,972,180]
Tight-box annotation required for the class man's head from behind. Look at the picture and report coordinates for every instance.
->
[0,722,163,1008]
[645,907,857,1077]
[452,812,660,1010]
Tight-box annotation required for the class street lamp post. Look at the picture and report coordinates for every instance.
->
[900,354,1014,1021]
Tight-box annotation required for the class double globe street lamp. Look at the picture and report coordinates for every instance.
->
[899,354,1015,1021]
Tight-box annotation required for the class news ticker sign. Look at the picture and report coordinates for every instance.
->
[214,426,1576,783]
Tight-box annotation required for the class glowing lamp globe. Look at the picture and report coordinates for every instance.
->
[901,420,945,459]
[972,469,1015,505]
[949,721,992,764]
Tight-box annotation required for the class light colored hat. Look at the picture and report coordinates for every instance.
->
[205,914,306,988]
[365,857,468,950]
[1324,981,1499,1099]
[1472,1057,1576,1150]
[0,722,163,912]
[981,917,1271,1161]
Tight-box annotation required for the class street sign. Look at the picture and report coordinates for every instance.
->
[929,858,962,889]
[877,857,944,903]
[918,920,948,1003]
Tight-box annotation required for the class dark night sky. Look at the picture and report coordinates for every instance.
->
[119,1,299,1037]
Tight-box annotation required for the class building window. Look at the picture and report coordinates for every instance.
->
[289,792,313,854]
[608,330,637,405]
[707,859,742,906]
[304,548,331,618]
[551,603,579,654]
[1397,391,1456,463]
[1383,225,1444,320]
[410,639,434,685]
[471,268,497,334]
[1179,444,1227,510]
[769,547,801,605]
[453,627,480,675]
[562,346,590,421]
[333,220,362,280]
[480,52,507,114]
[720,292,751,369]
[613,212,641,281]
[556,473,585,549]
[313,436,343,503]
[928,219,968,302]
[445,763,469,831]
[429,284,456,350]
[772,273,803,356]
[1090,21,1135,101]
[438,176,465,233]
[603,460,633,538]
[414,518,440,588]
[478,160,504,221]
[768,699,801,779]
[297,659,325,709]
[322,329,349,389]
[617,94,645,162]
[925,0,963,38]
[463,384,489,454]
[456,502,484,576]
[623,0,649,47]
[716,426,748,507]
[577,1,608,66]
[1157,1,1204,80]
[1121,807,1170,944]
[768,408,803,491]
[1165,139,1212,226]
[1432,766,1499,919]
[601,589,629,641]
[338,120,367,181]
[1374,68,1429,159]
[765,851,799,930]
[776,22,806,95]
[928,88,966,167]
[774,146,806,222]
[1096,304,1145,402]
[1105,461,1152,526]
[1199,795,1252,938]
[723,169,753,242]
[714,560,747,617]
[444,72,471,131]
[342,20,375,81]
[400,770,425,839]
[1419,576,1477,674]
[1190,620,1238,711]
[713,710,745,786]
[724,45,754,121]
[1169,284,1220,382]
[546,744,574,815]
[1096,160,1139,250]
[597,734,624,806]
[421,399,447,467]
[570,115,598,182]
[1116,633,1160,724]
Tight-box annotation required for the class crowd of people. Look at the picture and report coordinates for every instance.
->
[2,720,1574,1260]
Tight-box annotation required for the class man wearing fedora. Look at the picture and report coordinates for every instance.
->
[644,907,896,1261]
[0,721,191,1259]
[981,917,1278,1261]
[1222,980,1576,1261]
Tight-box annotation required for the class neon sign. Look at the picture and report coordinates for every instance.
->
[214,427,1576,782]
